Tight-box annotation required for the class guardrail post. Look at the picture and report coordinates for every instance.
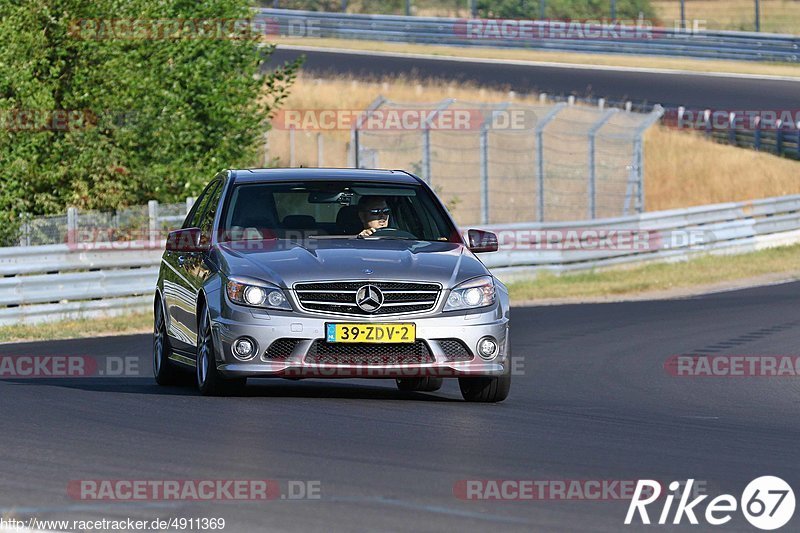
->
[535,103,567,222]
[67,207,78,246]
[797,124,800,158]
[776,120,784,156]
[317,133,324,166]
[588,109,618,219]
[754,116,762,150]
[728,112,737,145]
[148,200,159,248]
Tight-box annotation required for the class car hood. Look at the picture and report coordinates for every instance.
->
[215,238,489,289]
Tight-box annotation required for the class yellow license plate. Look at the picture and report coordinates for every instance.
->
[326,323,416,343]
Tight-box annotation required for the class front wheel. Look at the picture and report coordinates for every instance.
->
[458,371,510,403]
[197,307,246,396]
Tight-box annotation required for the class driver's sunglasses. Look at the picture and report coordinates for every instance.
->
[367,208,391,216]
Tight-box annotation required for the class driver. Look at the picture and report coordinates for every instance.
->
[357,196,391,237]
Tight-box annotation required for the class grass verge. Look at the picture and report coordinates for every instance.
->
[0,312,151,345]
[271,38,800,79]
[507,244,800,301]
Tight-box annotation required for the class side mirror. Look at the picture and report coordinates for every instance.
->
[467,229,498,253]
[166,227,208,253]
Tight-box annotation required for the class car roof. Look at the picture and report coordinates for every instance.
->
[230,168,421,185]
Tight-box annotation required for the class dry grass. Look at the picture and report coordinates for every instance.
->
[644,125,800,210]
[652,0,800,33]
[268,74,800,215]
[271,38,800,79]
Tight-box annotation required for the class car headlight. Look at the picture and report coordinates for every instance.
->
[443,275,496,312]
[226,277,291,311]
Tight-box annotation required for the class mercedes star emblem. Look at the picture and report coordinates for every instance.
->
[356,285,384,313]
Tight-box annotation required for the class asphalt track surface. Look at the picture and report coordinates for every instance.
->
[2,281,800,531]
[268,47,800,110]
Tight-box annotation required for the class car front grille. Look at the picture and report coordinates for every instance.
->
[305,340,434,365]
[262,338,303,361]
[436,339,474,361]
[293,281,440,316]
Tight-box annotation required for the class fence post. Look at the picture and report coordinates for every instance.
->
[728,112,737,145]
[535,103,567,222]
[186,196,195,216]
[776,120,784,156]
[148,200,159,248]
[420,99,454,185]
[422,128,431,184]
[67,207,78,246]
[587,109,618,220]
[610,0,616,20]
[755,0,761,32]
[264,131,269,168]
[351,96,386,169]
[680,0,686,30]
[479,123,489,224]
[289,126,296,167]
[317,133,324,167]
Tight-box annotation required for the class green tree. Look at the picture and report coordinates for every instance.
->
[0,0,300,241]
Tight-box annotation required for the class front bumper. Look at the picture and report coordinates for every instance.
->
[210,304,510,379]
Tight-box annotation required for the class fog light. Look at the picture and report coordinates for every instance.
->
[477,337,498,360]
[233,337,257,360]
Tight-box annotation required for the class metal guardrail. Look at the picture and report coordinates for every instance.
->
[259,9,800,62]
[2,195,800,325]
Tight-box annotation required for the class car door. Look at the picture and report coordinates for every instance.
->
[180,178,225,345]
[164,179,221,353]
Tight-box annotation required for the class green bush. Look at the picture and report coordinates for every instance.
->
[0,0,301,243]
[478,0,654,20]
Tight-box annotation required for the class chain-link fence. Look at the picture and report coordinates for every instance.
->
[340,97,662,225]
[262,1,800,34]
[11,199,194,247]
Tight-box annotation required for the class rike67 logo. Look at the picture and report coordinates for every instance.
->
[626,477,795,530]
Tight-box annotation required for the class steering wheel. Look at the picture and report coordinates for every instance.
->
[368,227,417,239]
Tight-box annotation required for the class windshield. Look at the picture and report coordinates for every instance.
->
[220,180,459,242]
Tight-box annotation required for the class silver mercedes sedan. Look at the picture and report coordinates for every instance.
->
[154,168,510,402]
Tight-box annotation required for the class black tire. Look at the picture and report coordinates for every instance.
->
[458,371,511,403]
[196,306,246,396]
[395,377,443,392]
[153,298,182,386]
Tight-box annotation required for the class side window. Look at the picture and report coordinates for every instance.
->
[184,180,220,229]
[198,181,224,244]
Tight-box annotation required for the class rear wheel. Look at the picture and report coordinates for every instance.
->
[153,299,181,386]
[197,307,246,396]
[395,377,443,392]
[459,370,510,403]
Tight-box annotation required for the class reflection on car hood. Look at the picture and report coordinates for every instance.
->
[216,238,489,289]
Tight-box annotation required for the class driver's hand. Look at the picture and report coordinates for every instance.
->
[358,228,377,237]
